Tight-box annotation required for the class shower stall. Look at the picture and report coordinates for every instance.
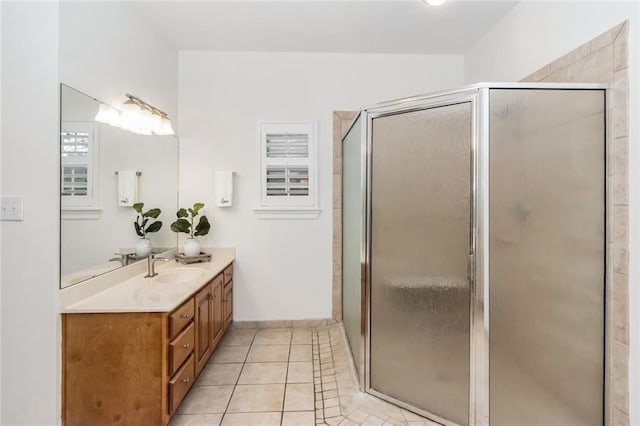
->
[341,83,607,426]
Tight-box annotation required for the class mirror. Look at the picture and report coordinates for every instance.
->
[60,84,178,288]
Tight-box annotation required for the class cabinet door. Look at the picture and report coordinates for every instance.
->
[224,282,233,330]
[195,283,213,374]
[211,275,224,344]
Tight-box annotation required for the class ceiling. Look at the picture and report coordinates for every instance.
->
[132,1,518,54]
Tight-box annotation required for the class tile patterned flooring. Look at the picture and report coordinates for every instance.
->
[170,324,436,426]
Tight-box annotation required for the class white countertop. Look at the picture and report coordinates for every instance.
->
[61,247,235,314]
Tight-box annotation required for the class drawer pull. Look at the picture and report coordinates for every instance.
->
[183,343,190,349]
[180,314,190,319]
[182,378,190,384]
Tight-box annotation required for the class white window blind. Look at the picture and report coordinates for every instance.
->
[259,122,317,211]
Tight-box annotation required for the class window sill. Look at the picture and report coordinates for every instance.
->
[253,207,321,220]
[61,208,102,220]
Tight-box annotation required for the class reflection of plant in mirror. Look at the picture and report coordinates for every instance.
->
[133,202,163,237]
[170,202,211,238]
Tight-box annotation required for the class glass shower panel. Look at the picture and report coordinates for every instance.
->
[489,89,605,426]
[342,115,363,377]
[370,103,472,425]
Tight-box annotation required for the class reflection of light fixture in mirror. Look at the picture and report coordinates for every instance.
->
[424,0,447,5]
[94,103,122,127]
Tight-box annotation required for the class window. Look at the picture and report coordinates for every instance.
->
[256,122,319,219]
[61,121,100,218]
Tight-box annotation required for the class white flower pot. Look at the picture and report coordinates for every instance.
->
[135,238,151,258]
[183,238,200,257]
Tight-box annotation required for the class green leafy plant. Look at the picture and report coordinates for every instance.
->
[132,202,163,238]
[170,202,211,238]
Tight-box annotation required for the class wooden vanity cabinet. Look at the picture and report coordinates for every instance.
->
[223,264,234,331]
[195,282,214,374]
[62,263,234,426]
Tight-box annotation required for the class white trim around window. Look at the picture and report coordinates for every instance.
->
[255,121,320,220]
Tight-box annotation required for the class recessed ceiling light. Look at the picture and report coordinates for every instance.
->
[424,0,448,5]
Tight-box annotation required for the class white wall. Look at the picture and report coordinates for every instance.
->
[179,51,463,321]
[1,2,60,424]
[1,2,179,424]
[463,1,640,423]
[59,2,178,124]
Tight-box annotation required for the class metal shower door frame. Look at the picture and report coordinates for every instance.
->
[361,88,487,426]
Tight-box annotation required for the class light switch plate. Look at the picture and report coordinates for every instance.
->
[1,196,23,221]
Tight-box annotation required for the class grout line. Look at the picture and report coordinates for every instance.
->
[219,329,257,425]
[280,330,293,426]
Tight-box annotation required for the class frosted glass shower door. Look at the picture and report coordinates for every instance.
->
[369,102,472,425]
[489,89,605,426]
[342,114,364,378]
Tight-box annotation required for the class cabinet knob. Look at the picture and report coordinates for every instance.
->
[183,343,190,349]
[180,314,190,319]
[182,378,190,384]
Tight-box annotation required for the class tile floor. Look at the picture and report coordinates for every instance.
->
[170,324,436,426]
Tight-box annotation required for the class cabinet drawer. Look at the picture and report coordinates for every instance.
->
[223,263,233,285]
[169,353,195,415]
[169,298,195,340]
[169,322,195,377]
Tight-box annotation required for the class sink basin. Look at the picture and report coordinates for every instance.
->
[153,268,207,284]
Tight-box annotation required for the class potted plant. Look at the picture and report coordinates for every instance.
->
[171,202,211,257]
[132,202,163,257]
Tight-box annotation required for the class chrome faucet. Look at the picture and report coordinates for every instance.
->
[145,254,169,278]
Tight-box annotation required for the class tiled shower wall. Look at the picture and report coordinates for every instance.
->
[332,21,630,425]
[521,21,630,426]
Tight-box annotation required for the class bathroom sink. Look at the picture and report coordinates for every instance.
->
[153,268,207,284]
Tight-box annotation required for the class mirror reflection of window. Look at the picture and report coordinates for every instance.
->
[61,121,99,209]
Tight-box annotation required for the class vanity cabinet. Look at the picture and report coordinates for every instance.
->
[62,262,234,426]
[223,264,234,330]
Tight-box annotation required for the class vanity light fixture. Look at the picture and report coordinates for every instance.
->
[424,0,447,5]
[94,103,122,127]
[94,94,175,136]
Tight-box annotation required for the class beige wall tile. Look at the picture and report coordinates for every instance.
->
[590,26,617,52]
[564,44,613,83]
[612,107,629,139]
[558,40,592,69]
[613,68,629,113]
[611,136,629,205]
[333,176,342,210]
[613,407,629,426]
[613,206,629,247]
[614,245,629,275]
[614,22,629,71]
[613,341,629,414]
[613,273,629,344]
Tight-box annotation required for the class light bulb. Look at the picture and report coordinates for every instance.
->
[155,116,175,136]
[95,103,122,127]
[121,100,151,135]
[424,0,447,5]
